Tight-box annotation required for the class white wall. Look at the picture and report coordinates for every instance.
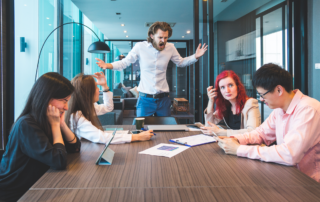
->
[14,0,39,119]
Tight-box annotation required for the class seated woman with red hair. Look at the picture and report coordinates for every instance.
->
[203,70,261,137]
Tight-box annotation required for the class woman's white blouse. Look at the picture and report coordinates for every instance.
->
[69,91,132,144]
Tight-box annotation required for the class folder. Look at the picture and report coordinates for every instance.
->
[169,134,217,147]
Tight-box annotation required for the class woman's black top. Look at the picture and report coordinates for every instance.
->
[0,114,81,202]
[225,106,241,130]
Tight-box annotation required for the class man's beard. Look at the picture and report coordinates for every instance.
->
[153,41,166,51]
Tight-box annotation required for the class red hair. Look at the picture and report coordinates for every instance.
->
[214,70,248,119]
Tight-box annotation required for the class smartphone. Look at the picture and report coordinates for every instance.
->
[131,130,142,134]
[187,125,200,129]
[194,122,205,128]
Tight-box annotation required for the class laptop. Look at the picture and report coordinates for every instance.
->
[147,125,189,132]
[95,128,117,165]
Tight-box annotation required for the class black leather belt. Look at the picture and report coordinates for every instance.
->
[139,92,169,99]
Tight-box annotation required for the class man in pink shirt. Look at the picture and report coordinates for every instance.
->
[217,63,320,182]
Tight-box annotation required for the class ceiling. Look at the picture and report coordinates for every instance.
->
[72,0,194,41]
[72,0,283,54]
[72,0,260,41]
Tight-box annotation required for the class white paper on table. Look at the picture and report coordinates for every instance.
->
[170,134,217,147]
[139,143,189,158]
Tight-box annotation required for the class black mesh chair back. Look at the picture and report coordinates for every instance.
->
[132,116,178,125]
[0,150,4,162]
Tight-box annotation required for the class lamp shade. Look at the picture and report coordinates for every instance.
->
[36,22,111,82]
[88,41,110,53]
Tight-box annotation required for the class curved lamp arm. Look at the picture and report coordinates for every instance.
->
[35,22,104,82]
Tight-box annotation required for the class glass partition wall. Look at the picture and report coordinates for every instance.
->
[105,40,189,103]
[256,4,290,120]
[36,0,294,123]
[38,0,105,81]
[199,0,290,123]
[13,0,299,124]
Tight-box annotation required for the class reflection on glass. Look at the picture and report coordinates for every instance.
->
[39,0,58,77]
[256,17,261,70]
[83,14,104,90]
[263,8,283,66]
[62,0,82,80]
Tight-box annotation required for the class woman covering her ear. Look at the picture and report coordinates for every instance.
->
[202,70,261,137]
[65,72,153,144]
[0,72,80,202]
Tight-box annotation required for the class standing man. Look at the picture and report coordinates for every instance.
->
[216,63,320,182]
[96,21,207,117]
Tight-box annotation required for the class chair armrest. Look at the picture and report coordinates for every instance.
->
[114,100,124,110]
[121,98,138,110]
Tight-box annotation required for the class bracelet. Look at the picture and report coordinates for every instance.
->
[103,88,110,92]
[67,135,76,143]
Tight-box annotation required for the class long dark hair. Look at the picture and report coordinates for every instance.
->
[16,72,74,142]
[214,70,248,119]
[65,74,103,134]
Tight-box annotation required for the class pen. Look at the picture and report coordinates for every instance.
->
[201,128,218,138]
[211,131,218,138]
[173,140,187,145]
[141,128,156,136]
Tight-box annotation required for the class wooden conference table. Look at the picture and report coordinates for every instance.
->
[20,125,320,202]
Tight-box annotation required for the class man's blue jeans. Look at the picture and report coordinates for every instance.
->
[136,96,171,117]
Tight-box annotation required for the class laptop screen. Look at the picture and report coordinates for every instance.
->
[147,125,189,131]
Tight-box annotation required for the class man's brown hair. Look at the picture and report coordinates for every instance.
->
[147,22,172,43]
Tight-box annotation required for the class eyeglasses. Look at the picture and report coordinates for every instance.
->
[258,89,272,99]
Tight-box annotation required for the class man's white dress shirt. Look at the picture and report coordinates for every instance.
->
[69,91,132,144]
[112,41,198,95]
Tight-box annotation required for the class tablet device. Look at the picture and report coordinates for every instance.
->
[95,128,117,165]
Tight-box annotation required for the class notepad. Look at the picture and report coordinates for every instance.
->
[169,134,217,147]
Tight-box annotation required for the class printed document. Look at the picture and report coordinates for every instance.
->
[139,143,189,158]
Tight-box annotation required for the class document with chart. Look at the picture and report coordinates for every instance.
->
[139,143,189,158]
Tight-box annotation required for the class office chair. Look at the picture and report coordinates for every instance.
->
[132,116,178,125]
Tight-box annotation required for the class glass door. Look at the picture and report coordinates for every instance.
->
[256,5,288,121]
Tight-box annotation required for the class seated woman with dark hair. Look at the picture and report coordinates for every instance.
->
[0,72,81,202]
[203,70,261,137]
[66,72,153,144]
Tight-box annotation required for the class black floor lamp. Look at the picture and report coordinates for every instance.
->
[35,22,110,82]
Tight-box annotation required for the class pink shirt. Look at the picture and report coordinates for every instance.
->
[235,90,320,182]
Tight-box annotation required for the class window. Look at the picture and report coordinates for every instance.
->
[14,0,106,119]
